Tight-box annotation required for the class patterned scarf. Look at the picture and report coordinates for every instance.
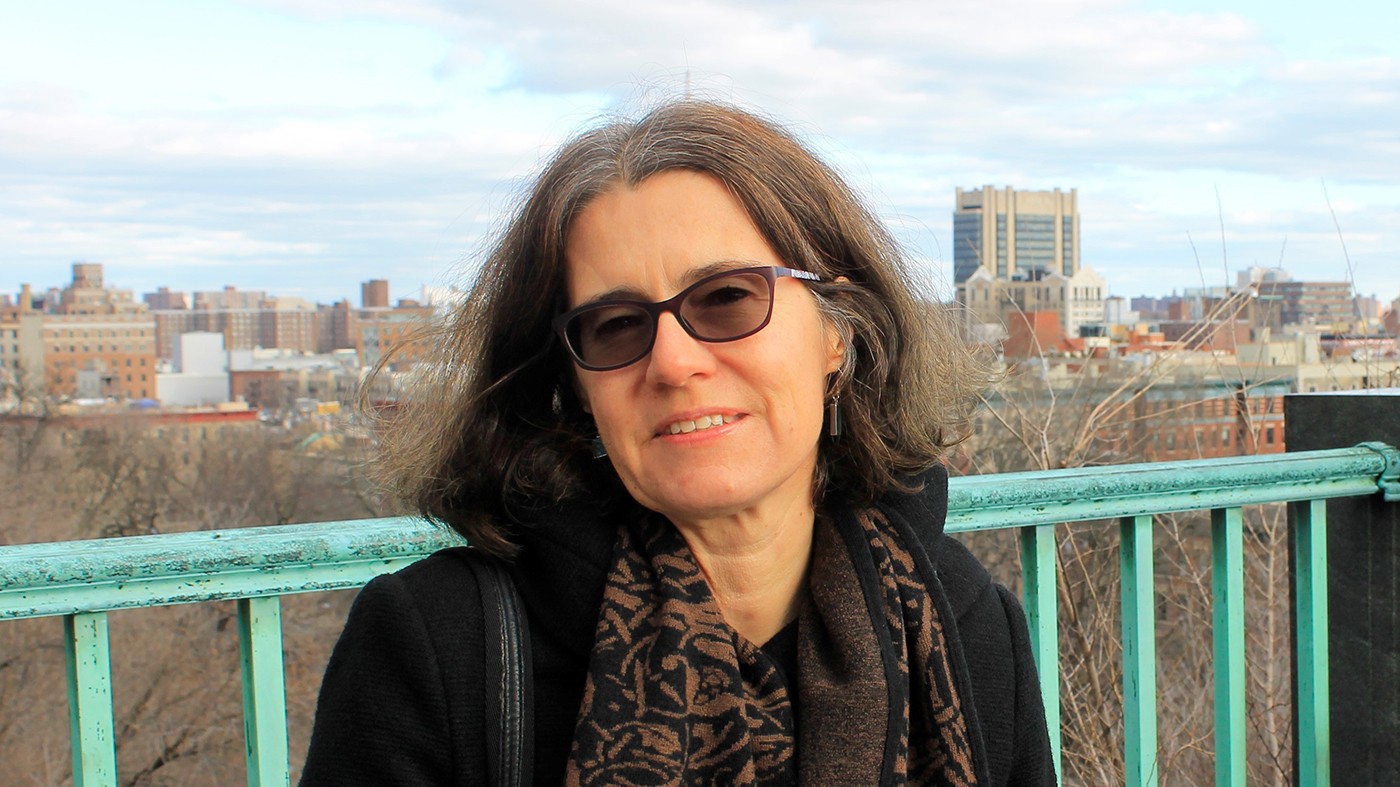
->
[565,505,983,786]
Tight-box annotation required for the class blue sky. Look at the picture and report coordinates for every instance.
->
[3,0,1398,308]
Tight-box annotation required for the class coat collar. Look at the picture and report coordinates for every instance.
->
[506,464,985,661]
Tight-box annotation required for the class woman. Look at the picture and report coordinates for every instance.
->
[303,101,1054,785]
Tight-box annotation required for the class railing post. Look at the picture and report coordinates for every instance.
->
[1293,498,1329,787]
[1285,390,1400,786]
[239,596,290,787]
[65,612,117,787]
[1120,514,1159,786]
[1211,507,1246,786]
[1019,523,1061,782]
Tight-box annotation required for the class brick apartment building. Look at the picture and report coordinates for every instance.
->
[356,306,435,370]
[151,292,320,360]
[149,281,434,368]
[1129,382,1288,461]
[0,296,45,403]
[1254,280,1356,331]
[976,363,1291,467]
[41,263,157,400]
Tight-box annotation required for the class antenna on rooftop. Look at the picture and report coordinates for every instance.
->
[683,43,693,98]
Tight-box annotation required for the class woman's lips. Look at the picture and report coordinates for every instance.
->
[659,413,741,436]
[664,412,740,435]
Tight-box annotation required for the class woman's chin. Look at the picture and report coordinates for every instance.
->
[629,468,813,531]
[626,473,743,522]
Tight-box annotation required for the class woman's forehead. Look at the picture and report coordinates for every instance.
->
[562,171,780,305]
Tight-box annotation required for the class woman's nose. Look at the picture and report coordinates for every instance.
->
[644,313,715,386]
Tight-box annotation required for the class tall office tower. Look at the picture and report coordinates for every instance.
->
[952,186,1079,283]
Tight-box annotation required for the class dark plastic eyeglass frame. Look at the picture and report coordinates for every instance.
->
[553,265,823,371]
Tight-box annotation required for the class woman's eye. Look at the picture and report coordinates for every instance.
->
[590,312,645,338]
[695,285,754,308]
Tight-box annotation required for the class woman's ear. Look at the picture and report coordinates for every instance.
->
[823,276,851,376]
[824,326,847,377]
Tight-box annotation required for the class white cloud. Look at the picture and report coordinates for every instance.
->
[1,0,1397,303]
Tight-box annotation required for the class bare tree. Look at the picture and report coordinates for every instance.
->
[0,414,388,783]
[956,287,1302,785]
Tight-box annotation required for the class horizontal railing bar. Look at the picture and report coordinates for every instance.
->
[3,444,1393,620]
[946,444,1396,532]
[0,518,466,619]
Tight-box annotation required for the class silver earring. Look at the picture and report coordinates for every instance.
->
[827,397,842,438]
[591,434,608,459]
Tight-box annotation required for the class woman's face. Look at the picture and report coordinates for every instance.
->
[564,170,843,528]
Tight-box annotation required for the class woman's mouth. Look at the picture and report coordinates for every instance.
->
[664,413,739,435]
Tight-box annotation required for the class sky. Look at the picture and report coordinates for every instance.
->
[2,0,1398,308]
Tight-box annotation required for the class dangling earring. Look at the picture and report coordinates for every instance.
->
[591,434,608,459]
[827,397,842,438]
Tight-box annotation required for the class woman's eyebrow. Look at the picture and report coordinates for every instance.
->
[574,284,648,308]
[574,259,760,307]
[682,259,754,285]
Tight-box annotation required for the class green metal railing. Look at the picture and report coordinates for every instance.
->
[3,442,1397,786]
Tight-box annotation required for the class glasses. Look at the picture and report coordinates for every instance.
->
[554,265,822,371]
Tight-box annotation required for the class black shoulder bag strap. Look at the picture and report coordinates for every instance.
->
[463,554,535,787]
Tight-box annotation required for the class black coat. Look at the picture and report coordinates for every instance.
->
[301,471,1056,785]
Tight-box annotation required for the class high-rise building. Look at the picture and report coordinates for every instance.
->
[43,263,156,400]
[71,262,103,290]
[959,266,1106,341]
[357,305,435,371]
[953,186,1079,283]
[1254,281,1357,330]
[1237,266,1290,291]
[151,297,318,360]
[193,286,266,310]
[361,279,390,309]
[0,309,45,406]
[143,286,190,310]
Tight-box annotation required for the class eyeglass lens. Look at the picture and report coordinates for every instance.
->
[566,269,775,370]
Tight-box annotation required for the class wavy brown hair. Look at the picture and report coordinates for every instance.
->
[373,100,989,556]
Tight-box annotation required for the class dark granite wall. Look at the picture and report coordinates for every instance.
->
[1285,390,1399,785]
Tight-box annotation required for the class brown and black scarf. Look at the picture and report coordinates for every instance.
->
[565,505,985,786]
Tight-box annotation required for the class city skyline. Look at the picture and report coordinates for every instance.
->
[3,1,1398,305]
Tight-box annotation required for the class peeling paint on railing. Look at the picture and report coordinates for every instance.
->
[3,443,1395,787]
[0,517,467,619]
[944,444,1399,532]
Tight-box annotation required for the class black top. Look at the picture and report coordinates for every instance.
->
[759,617,801,709]
[301,470,1056,785]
